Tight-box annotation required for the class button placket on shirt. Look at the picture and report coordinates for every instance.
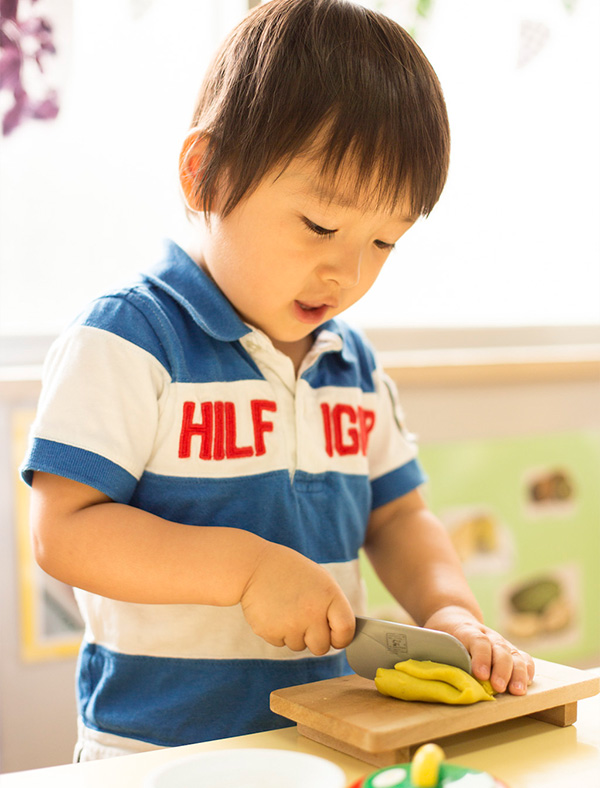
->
[295,332,344,485]
[241,331,298,480]
[240,329,342,484]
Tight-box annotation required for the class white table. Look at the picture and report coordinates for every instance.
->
[1,679,598,787]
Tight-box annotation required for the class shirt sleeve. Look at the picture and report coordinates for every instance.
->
[20,297,170,503]
[367,359,427,509]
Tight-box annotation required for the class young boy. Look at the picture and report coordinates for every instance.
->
[22,0,534,761]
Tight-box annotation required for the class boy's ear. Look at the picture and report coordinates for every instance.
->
[179,129,210,212]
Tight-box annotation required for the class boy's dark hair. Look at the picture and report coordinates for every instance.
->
[189,0,450,218]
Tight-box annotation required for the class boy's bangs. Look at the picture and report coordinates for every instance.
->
[301,114,440,218]
[190,0,449,218]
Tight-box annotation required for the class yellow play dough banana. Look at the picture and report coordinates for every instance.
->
[375,659,497,705]
[410,743,445,787]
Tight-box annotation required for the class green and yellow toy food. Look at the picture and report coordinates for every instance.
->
[410,743,445,787]
[375,659,497,705]
[349,743,508,788]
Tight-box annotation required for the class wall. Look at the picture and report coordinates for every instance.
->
[0,376,82,773]
[362,325,600,668]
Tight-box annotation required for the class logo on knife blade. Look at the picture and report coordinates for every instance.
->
[386,632,408,655]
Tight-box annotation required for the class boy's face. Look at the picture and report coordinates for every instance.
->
[200,156,416,364]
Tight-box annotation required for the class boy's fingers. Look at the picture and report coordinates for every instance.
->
[424,613,535,697]
[304,619,334,656]
[468,633,493,682]
[483,639,533,695]
[526,653,536,684]
[327,595,356,650]
[506,655,530,695]
[506,648,535,695]
[282,630,309,652]
[488,640,514,693]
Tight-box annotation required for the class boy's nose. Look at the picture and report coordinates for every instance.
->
[320,248,362,289]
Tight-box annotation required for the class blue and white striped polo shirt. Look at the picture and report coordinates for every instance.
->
[21,240,425,750]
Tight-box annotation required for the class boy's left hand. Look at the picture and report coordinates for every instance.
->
[423,605,535,695]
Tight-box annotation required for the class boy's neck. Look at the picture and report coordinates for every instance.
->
[175,236,314,375]
[271,335,314,376]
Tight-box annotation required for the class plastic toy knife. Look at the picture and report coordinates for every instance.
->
[346,616,472,680]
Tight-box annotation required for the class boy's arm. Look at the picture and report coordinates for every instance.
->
[30,471,355,656]
[363,487,535,695]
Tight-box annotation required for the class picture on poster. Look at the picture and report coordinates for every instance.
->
[438,505,515,574]
[415,431,600,665]
[12,408,84,662]
[523,466,577,519]
[500,564,580,651]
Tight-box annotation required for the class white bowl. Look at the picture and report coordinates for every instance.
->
[144,748,346,788]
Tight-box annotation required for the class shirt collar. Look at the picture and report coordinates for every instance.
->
[317,319,360,367]
[141,240,251,342]
[143,239,350,359]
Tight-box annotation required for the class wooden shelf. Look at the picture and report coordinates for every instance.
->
[381,345,600,387]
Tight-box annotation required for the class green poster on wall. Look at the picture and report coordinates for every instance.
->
[361,430,600,667]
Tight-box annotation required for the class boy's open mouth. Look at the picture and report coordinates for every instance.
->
[294,300,330,324]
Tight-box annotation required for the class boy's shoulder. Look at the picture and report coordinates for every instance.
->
[65,276,176,372]
[64,241,249,374]
[70,241,211,326]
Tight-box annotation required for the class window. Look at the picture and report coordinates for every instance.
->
[346,0,600,328]
[1,0,598,337]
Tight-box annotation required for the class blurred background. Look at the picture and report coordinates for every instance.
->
[1,0,598,774]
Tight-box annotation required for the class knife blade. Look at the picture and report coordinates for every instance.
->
[346,616,472,680]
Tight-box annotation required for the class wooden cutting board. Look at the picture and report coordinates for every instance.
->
[270,658,600,767]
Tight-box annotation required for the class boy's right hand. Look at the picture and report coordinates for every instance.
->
[240,541,356,656]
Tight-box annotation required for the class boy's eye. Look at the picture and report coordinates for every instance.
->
[303,217,395,251]
[303,217,337,239]
[374,239,396,251]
